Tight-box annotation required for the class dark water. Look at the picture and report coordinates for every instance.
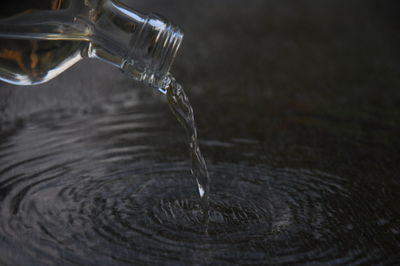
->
[1,0,400,265]
[0,89,399,265]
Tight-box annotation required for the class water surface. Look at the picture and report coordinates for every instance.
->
[0,89,399,265]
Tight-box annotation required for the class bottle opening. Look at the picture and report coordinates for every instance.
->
[124,15,183,89]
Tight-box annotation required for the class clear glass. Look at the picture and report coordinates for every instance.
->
[0,0,183,88]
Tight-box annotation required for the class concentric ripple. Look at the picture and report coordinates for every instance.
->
[0,104,399,265]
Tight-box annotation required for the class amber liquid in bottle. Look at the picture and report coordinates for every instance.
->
[0,0,86,85]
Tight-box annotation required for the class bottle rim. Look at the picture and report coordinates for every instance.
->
[128,15,183,89]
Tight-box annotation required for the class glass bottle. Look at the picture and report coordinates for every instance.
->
[0,0,183,89]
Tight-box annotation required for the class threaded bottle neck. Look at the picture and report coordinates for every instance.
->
[123,16,183,89]
[87,0,183,89]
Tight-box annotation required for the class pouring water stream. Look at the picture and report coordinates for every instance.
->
[163,75,210,210]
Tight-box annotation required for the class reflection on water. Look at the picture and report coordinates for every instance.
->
[0,92,399,265]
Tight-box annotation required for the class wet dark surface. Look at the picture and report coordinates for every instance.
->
[1,0,400,265]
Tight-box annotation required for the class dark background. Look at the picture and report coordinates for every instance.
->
[2,0,400,170]
[1,0,400,135]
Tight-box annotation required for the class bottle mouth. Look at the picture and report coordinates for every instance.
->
[125,15,183,89]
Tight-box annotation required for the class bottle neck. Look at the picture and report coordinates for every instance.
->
[87,0,183,89]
